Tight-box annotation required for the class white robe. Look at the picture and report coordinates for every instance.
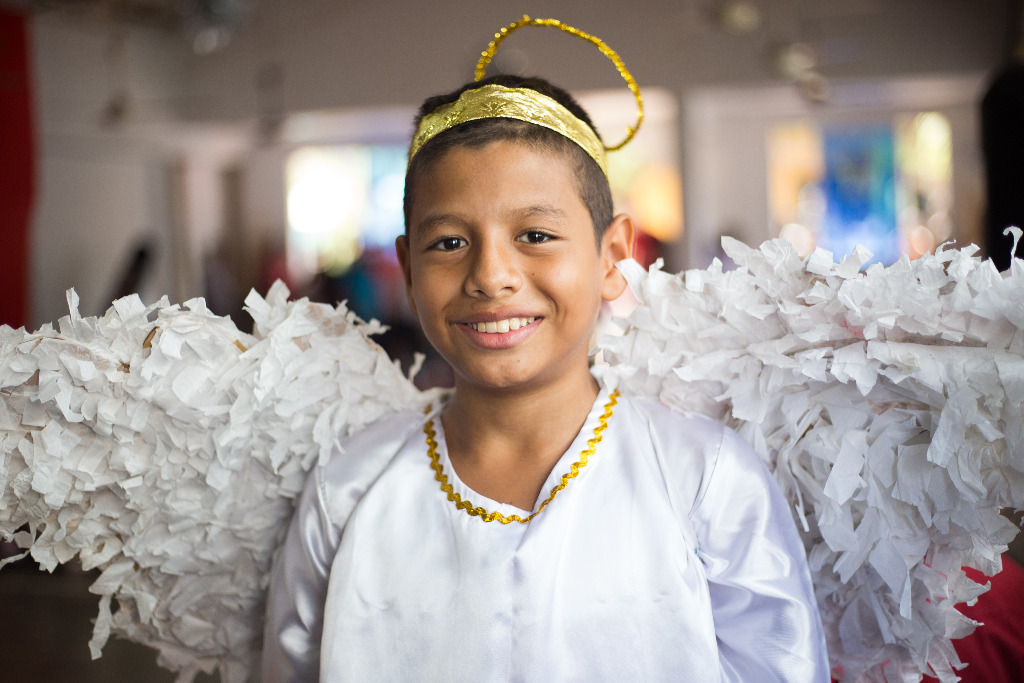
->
[262,388,830,682]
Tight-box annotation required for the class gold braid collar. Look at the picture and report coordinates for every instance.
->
[424,389,620,524]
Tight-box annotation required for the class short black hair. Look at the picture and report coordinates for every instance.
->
[403,75,613,241]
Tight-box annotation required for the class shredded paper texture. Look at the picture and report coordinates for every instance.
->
[0,282,429,682]
[595,236,1024,682]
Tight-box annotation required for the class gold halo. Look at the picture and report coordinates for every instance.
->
[474,15,644,151]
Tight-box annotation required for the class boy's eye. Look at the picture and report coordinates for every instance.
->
[431,236,467,251]
[518,231,554,244]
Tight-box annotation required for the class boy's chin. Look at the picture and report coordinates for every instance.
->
[449,362,592,396]
[451,370,535,393]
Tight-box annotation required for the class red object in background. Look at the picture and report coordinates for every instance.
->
[918,559,1024,683]
[831,560,1024,683]
[632,228,661,269]
[0,8,34,329]
[944,560,1024,683]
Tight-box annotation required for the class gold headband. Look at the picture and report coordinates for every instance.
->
[408,16,644,178]
[409,84,608,174]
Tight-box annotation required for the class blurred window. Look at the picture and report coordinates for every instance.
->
[285,144,406,280]
[768,112,953,263]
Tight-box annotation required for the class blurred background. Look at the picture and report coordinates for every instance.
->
[2,0,1022,335]
[1,0,1023,679]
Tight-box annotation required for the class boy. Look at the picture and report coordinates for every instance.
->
[262,72,829,681]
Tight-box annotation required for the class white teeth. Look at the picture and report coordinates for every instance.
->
[469,317,536,333]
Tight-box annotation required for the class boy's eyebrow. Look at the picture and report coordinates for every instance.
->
[415,212,468,235]
[413,205,568,236]
[509,204,568,223]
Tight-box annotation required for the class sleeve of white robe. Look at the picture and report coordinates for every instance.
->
[261,409,422,682]
[261,466,339,682]
[692,427,831,682]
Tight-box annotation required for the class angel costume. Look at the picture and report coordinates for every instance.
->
[262,387,829,681]
[4,15,1024,683]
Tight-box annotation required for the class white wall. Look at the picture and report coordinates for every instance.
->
[28,13,251,327]
[30,14,177,324]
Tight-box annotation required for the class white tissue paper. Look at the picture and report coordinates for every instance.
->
[1,282,431,682]
[595,235,1024,682]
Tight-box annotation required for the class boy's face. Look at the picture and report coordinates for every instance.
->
[398,140,631,394]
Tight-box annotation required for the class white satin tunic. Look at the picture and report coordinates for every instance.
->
[263,389,829,681]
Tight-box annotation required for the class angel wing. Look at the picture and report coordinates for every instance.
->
[595,236,1024,682]
[0,281,430,682]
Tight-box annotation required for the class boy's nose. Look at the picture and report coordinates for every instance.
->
[465,240,522,298]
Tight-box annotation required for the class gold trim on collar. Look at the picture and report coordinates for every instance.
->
[423,390,620,524]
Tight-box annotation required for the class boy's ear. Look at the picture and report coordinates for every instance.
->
[599,213,635,302]
[395,235,418,316]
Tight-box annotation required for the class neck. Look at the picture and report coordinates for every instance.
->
[442,370,600,467]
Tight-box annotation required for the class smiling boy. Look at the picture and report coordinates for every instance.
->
[262,70,829,681]
[395,95,633,511]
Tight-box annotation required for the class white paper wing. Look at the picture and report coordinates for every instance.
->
[596,237,1024,682]
[0,281,429,682]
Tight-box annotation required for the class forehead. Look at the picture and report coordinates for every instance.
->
[407,140,587,231]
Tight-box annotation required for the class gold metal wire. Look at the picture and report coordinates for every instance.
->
[474,15,644,151]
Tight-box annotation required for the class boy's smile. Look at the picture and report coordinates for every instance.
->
[398,140,631,394]
[459,314,539,350]
[465,317,536,334]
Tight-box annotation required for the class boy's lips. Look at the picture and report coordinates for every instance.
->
[454,314,542,349]
[466,316,537,334]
